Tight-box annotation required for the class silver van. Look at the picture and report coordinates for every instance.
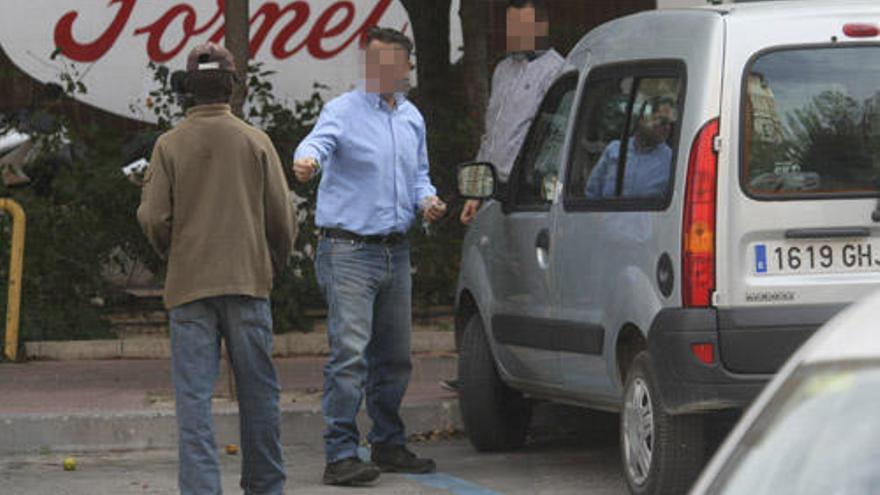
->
[454,2,880,494]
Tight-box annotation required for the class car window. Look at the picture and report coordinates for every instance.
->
[616,79,681,199]
[510,73,578,209]
[564,76,631,202]
[742,46,880,198]
[707,362,880,495]
[564,67,683,208]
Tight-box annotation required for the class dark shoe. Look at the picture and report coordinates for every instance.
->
[371,444,436,474]
[322,457,381,486]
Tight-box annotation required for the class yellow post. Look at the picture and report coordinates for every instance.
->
[0,199,25,362]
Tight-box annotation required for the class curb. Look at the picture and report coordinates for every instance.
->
[0,400,462,455]
[24,331,456,361]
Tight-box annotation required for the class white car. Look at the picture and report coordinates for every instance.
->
[689,290,880,495]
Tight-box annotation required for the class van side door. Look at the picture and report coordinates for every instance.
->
[552,63,687,402]
[484,73,578,388]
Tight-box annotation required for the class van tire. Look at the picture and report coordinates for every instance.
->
[621,352,705,495]
[458,314,531,451]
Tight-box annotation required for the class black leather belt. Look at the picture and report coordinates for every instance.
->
[320,228,407,245]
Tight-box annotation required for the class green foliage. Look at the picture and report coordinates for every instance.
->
[0,114,141,341]
[143,61,185,130]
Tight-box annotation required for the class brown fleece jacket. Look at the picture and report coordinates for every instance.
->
[137,104,297,309]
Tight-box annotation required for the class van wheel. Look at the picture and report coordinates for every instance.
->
[458,314,531,451]
[621,352,705,495]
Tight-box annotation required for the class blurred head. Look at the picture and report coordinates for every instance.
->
[184,42,237,106]
[363,27,413,95]
[636,97,677,149]
[506,0,549,53]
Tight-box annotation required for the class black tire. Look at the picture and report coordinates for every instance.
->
[621,352,706,495]
[458,313,531,451]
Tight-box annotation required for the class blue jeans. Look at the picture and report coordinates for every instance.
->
[170,296,286,495]
[315,237,413,463]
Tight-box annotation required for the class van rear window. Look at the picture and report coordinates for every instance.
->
[742,46,880,198]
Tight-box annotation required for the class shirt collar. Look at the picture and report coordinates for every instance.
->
[629,135,666,154]
[508,50,549,63]
[357,83,407,111]
[186,103,232,118]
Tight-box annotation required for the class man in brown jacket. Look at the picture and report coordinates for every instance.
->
[137,43,296,495]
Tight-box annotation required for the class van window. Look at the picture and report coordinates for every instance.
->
[743,46,880,198]
[564,66,683,209]
[509,73,578,209]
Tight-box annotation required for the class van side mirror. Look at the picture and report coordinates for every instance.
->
[457,161,497,199]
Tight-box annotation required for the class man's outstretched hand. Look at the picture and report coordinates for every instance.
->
[293,156,319,183]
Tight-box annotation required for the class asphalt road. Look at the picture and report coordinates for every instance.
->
[1,407,629,495]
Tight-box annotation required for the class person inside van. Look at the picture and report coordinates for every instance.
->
[586,96,676,199]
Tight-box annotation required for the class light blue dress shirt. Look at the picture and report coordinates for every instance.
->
[585,137,672,199]
[294,89,437,236]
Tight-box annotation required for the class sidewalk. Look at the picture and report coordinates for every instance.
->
[0,353,460,455]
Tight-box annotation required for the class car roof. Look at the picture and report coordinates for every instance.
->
[795,290,880,365]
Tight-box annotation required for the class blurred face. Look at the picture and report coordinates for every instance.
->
[506,4,548,53]
[637,103,677,148]
[364,39,411,95]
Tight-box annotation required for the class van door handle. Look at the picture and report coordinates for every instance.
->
[535,229,550,269]
[785,227,870,239]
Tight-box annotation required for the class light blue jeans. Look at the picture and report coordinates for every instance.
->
[169,296,286,495]
[316,237,413,463]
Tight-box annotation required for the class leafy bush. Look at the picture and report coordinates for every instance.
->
[0,112,144,342]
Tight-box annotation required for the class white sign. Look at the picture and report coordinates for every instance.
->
[0,1,460,123]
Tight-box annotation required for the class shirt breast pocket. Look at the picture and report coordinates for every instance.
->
[398,123,422,174]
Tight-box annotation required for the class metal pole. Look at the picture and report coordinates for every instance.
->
[1,199,25,362]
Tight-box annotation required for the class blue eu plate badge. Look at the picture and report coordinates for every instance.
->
[755,244,768,274]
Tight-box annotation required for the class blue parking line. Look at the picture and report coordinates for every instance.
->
[405,473,502,495]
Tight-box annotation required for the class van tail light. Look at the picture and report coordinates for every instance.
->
[682,118,719,308]
[843,23,879,38]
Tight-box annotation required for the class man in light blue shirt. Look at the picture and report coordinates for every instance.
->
[292,27,445,487]
[586,97,676,199]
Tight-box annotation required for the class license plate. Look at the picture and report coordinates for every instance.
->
[752,239,880,275]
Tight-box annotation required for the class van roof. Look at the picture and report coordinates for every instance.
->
[692,0,880,18]
[570,0,880,54]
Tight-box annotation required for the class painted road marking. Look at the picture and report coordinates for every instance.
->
[407,473,502,495]
[361,447,501,494]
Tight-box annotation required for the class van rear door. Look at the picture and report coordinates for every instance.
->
[715,4,880,373]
